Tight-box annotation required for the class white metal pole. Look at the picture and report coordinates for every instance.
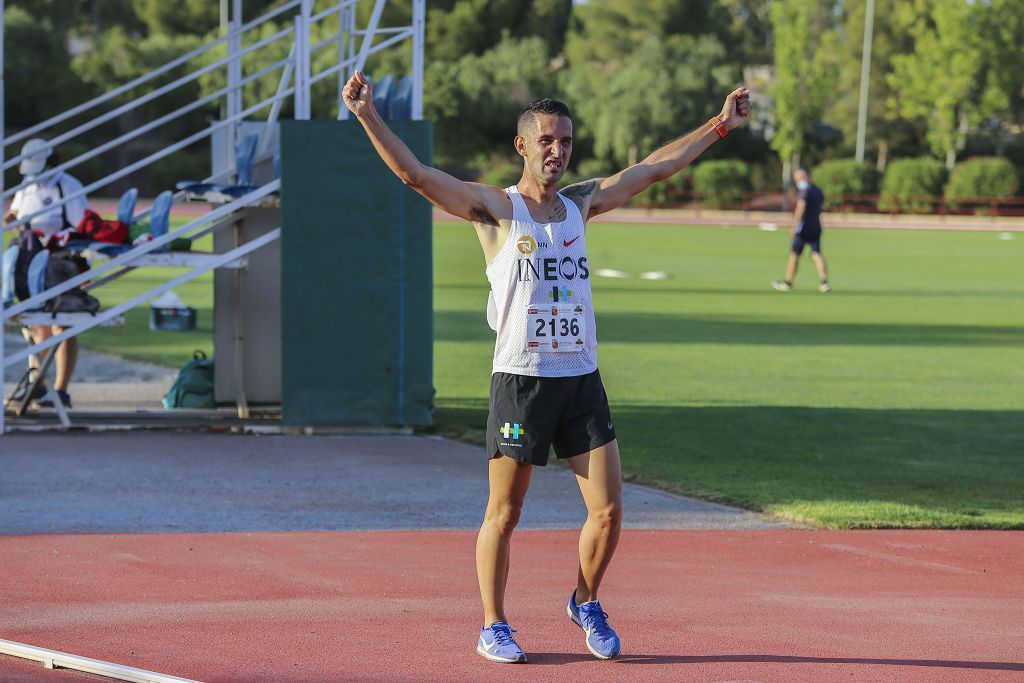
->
[412,0,425,120]
[1,0,6,435]
[262,43,295,153]
[0,638,201,683]
[294,9,307,119]
[300,0,313,119]
[855,0,876,163]
[228,0,243,151]
[355,0,388,76]
[338,2,358,120]
[337,1,348,119]
[1,0,5,197]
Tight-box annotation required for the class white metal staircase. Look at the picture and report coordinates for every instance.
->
[1,0,424,432]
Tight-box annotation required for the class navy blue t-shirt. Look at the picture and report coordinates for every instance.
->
[797,183,824,238]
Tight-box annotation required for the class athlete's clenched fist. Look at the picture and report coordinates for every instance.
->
[342,69,373,116]
[718,87,752,131]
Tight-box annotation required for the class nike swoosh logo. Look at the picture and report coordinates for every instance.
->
[482,638,497,652]
[563,236,580,247]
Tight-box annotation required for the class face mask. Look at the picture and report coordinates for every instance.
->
[796,180,809,190]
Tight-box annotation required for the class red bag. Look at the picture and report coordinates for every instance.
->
[75,209,129,244]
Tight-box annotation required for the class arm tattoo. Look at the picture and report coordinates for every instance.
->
[547,199,567,223]
[469,206,499,227]
[561,179,597,216]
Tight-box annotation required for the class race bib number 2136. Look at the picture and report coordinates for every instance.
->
[526,304,586,353]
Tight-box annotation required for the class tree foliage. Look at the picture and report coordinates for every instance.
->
[887,0,1005,169]
[425,35,557,167]
[563,34,735,171]
[427,0,570,63]
[4,0,1023,196]
[768,0,838,171]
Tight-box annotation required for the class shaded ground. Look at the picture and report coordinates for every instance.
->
[0,433,781,533]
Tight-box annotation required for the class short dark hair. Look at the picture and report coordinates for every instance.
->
[517,98,572,137]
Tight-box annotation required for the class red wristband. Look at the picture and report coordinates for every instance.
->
[709,116,728,139]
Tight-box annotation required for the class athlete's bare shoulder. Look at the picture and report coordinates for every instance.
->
[560,179,599,219]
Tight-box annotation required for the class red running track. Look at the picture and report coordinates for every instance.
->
[2,530,1022,682]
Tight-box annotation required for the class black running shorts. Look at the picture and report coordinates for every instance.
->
[791,234,822,254]
[485,369,616,467]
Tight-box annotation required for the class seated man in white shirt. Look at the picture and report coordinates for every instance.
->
[4,138,89,408]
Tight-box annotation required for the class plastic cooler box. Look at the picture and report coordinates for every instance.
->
[150,306,196,331]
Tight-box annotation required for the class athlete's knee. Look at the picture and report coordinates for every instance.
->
[485,501,523,536]
[586,500,622,531]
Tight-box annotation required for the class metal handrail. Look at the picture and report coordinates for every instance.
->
[4,0,302,152]
[4,0,423,215]
[2,48,294,212]
[314,29,413,86]
[1,1,427,434]
[2,26,295,177]
[4,228,282,369]
[3,181,280,320]
[4,81,296,236]
[310,0,357,23]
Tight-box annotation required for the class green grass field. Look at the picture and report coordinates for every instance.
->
[432,221,1024,529]
[77,220,1024,528]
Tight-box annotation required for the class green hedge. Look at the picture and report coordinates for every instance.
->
[945,157,1019,207]
[693,160,752,209]
[632,168,692,208]
[812,159,880,209]
[878,157,948,212]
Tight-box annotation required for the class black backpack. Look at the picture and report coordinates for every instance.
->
[7,229,99,314]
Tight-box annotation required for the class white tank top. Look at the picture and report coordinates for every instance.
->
[486,186,597,377]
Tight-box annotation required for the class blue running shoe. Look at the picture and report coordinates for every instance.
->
[477,621,527,663]
[567,589,621,659]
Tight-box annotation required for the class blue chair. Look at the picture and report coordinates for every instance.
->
[2,244,19,306]
[389,76,413,120]
[371,75,394,119]
[176,134,259,196]
[234,134,258,186]
[117,188,138,226]
[149,190,174,251]
[26,249,50,302]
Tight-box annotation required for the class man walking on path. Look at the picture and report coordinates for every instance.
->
[773,167,831,292]
[342,69,750,663]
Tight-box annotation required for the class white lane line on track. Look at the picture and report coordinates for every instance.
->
[0,638,202,683]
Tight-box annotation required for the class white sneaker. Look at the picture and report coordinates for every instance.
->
[771,280,791,292]
[819,282,831,293]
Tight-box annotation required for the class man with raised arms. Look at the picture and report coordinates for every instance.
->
[342,70,750,663]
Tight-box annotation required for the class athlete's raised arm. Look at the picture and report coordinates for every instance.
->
[561,88,751,220]
[342,70,509,227]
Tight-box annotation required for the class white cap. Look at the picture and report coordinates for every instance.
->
[19,138,52,176]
